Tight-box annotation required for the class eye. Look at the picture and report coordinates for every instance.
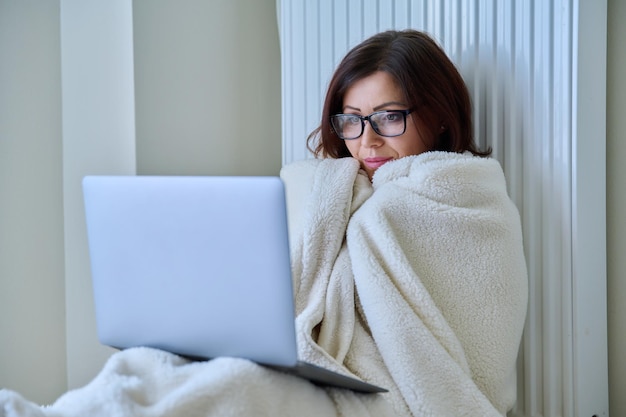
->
[383,112,401,122]
[344,115,361,125]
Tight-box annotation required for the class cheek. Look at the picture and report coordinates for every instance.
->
[344,140,359,158]
[393,132,430,158]
[409,117,437,149]
[404,121,435,153]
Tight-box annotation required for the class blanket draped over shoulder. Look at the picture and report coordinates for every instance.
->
[0,152,528,417]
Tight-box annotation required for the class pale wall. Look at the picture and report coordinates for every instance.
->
[133,0,282,176]
[606,0,626,414]
[0,0,67,403]
[60,0,137,391]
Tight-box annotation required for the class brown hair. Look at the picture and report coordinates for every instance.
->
[307,29,491,158]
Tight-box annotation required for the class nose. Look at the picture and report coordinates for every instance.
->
[360,121,383,147]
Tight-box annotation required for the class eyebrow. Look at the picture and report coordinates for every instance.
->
[342,101,407,113]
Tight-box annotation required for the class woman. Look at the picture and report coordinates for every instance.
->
[280,29,528,416]
[0,30,527,417]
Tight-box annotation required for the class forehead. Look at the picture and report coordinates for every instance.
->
[342,71,405,109]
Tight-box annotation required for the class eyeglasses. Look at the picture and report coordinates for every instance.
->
[330,109,413,140]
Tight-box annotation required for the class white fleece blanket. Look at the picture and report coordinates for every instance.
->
[1,152,528,417]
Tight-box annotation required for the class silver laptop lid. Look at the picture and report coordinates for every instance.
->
[83,175,298,367]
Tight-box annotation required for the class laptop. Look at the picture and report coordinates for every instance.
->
[82,175,386,394]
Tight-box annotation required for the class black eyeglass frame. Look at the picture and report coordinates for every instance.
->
[330,109,414,140]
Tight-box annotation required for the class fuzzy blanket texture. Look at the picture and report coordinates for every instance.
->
[1,152,528,417]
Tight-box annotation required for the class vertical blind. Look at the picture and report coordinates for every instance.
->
[278,1,608,416]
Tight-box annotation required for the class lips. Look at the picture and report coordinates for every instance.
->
[363,157,393,170]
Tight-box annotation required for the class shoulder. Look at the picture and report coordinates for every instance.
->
[280,157,361,180]
[373,152,503,184]
[279,157,365,241]
[372,152,507,196]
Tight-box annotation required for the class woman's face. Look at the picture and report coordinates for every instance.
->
[340,71,432,179]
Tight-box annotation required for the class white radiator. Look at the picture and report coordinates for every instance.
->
[278,1,609,416]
